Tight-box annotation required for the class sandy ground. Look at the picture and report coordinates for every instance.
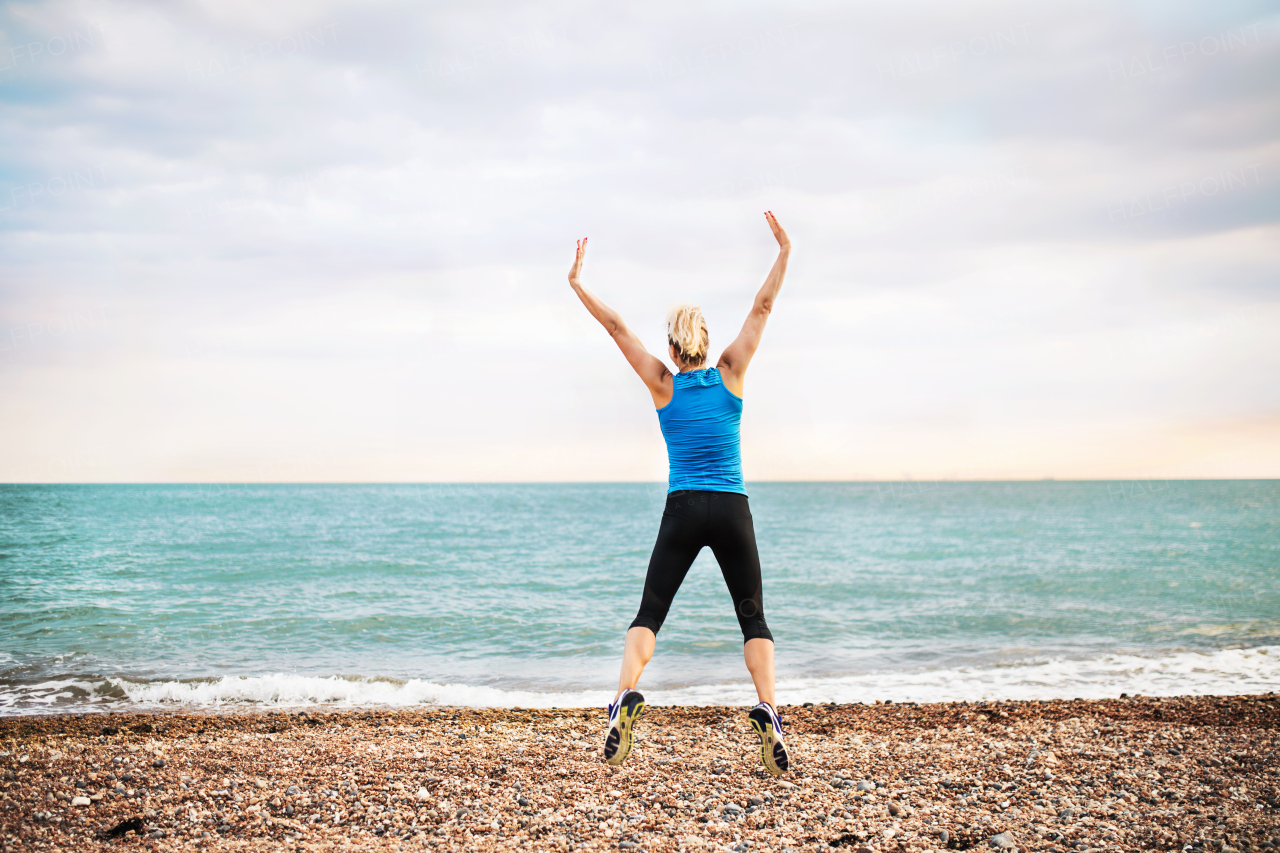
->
[1,694,1277,852]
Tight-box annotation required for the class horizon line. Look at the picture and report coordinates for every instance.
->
[3,478,1276,486]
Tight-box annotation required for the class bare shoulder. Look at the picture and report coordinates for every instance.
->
[715,358,745,398]
[649,367,675,408]
[652,363,674,388]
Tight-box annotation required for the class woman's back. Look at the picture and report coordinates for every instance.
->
[657,367,744,495]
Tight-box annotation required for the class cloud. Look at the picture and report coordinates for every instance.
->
[1,0,1277,481]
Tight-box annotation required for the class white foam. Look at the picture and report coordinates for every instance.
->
[659,645,1280,706]
[112,674,617,710]
[1,646,1276,714]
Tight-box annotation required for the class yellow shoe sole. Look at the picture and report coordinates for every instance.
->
[604,696,646,766]
[748,708,790,776]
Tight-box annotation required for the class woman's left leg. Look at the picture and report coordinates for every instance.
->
[620,495,706,697]
[616,626,656,699]
[604,495,704,766]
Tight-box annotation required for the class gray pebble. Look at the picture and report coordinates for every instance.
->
[152,759,165,768]
[286,785,300,795]
[856,781,876,792]
[938,829,950,844]
[989,831,1015,848]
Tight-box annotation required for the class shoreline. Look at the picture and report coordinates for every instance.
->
[6,643,1278,715]
[1,694,1275,852]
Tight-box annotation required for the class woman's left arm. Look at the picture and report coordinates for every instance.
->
[568,238,672,407]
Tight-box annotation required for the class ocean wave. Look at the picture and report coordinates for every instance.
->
[0,673,616,715]
[116,675,613,710]
[664,645,1280,706]
[1,645,1276,715]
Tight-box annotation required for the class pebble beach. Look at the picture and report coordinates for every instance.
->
[2,694,1277,853]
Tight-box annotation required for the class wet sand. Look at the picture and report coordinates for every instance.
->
[1,694,1276,852]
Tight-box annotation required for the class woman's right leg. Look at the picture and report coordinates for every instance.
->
[706,493,789,775]
[743,637,776,707]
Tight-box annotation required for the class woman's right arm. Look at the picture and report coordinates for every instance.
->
[569,238,672,407]
[717,211,790,397]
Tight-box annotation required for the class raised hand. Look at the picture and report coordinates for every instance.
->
[568,237,588,287]
[764,211,790,252]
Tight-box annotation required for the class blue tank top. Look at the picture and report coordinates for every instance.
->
[656,367,746,495]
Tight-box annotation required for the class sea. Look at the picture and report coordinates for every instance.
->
[1,481,1276,716]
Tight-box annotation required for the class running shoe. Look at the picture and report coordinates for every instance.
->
[603,687,646,765]
[748,701,789,775]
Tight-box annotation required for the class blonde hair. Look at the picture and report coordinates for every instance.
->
[666,303,709,367]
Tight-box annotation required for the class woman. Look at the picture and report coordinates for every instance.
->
[567,211,792,776]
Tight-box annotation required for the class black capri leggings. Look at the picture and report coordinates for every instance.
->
[629,490,774,643]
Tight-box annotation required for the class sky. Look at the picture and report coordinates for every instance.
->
[1,0,1277,483]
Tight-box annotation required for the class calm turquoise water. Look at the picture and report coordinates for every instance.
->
[1,481,1277,713]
